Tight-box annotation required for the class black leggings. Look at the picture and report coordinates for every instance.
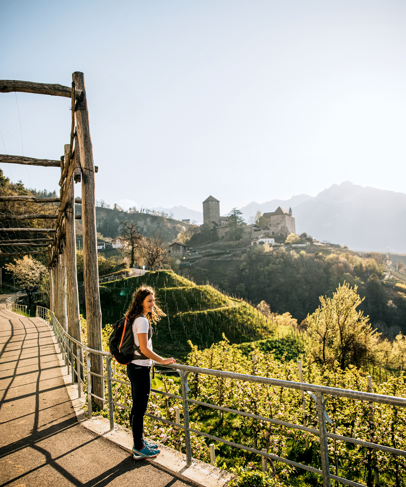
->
[127,363,151,450]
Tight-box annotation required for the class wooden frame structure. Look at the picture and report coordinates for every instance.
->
[0,73,104,405]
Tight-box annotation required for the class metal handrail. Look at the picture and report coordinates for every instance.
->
[5,294,28,315]
[32,305,406,487]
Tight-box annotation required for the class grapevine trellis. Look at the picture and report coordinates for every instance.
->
[0,75,104,405]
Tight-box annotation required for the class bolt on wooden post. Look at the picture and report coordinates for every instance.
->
[72,71,104,407]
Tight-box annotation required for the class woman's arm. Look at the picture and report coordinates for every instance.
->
[138,333,175,365]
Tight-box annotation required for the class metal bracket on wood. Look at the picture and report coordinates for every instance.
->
[75,91,86,111]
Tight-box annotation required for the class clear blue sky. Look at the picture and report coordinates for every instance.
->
[1,0,405,213]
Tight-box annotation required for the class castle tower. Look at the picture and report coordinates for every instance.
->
[203,196,220,227]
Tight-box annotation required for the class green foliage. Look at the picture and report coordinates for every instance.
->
[93,328,406,486]
[5,255,47,306]
[76,250,126,281]
[228,466,287,487]
[224,248,405,337]
[285,233,301,245]
[236,333,306,362]
[306,283,381,369]
[227,208,246,241]
[97,270,276,359]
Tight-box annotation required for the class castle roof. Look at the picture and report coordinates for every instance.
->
[203,195,219,203]
[263,206,290,217]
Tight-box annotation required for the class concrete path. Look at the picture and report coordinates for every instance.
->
[0,301,194,487]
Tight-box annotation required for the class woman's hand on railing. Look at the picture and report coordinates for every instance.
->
[162,357,176,365]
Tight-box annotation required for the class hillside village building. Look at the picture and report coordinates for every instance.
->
[169,242,187,258]
[202,196,296,240]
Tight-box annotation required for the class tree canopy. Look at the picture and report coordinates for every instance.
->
[305,283,381,369]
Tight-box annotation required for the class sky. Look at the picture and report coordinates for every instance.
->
[1,0,405,214]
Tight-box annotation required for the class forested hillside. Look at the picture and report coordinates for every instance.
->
[77,205,193,242]
[184,246,406,337]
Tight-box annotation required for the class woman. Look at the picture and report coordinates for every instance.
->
[126,285,176,460]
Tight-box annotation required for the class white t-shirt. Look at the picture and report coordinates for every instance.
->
[131,316,153,367]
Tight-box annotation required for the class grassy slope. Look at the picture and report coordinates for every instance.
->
[98,270,276,359]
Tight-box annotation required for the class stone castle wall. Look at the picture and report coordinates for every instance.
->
[203,200,220,226]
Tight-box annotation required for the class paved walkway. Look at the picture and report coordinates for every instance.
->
[0,298,194,487]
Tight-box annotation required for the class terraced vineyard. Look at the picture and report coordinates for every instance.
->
[97,270,277,358]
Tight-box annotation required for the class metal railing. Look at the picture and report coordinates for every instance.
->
[30,305,406,487]
[6,292,28,315]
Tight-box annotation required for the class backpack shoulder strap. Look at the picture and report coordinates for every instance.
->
[132,315,152,360]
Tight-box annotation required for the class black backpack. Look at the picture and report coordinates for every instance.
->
[109,316,153,365]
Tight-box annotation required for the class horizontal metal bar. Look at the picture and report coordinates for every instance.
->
[329,474,366,487]
[146,413,182,429]
[151,388,182,400]
[327,433,406,457]
[111,377,131,386]
[188,427,323,475]
[162,364,406,407]
[90,393,105,402]
[89,371,105,379]
[112,401,131,411]
[187,398,319,435]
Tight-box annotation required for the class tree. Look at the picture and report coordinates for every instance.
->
[120,221,143,267]
[254,211,262,224]
[177,226,197,244]
[5,255,47,306]
[306,283,381,369]
[285,233,301,245]
[142,236,168,271]
[257,300,271,319]
[227,208,245,240]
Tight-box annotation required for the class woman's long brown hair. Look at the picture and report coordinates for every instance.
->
[125,285,166,323]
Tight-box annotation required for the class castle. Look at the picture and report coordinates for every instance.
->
[202,195,296,238]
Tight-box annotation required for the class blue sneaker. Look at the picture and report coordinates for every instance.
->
[144,439,159,450]
[133,443,160,460]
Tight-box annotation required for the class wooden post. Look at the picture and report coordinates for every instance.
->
[72,71,104,406]
[64,143,82,380]
[57,250,68,330]
[49,267,54,312]
[54,257,60,320]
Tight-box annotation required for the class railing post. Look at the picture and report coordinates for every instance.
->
[180,370,192,466]
[107,356,114,430]
[316,392,331,487]
[209,444,216,466]
[70,342,75,384]
[175,406,180,425]
[261,448,267,472]
[87,354,93,418]
[367,376,380,486]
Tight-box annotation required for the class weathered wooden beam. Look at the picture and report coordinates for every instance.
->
[49,267,54,313]
[0,214,58,220]
[0,242,50,247]
[0,80,82,99]
[0,195,82,204]
[0,238,53,243]
[0,228,56,232]
[0,196,60,203]
[0,154,61,167]
[73,71,104,406]
[0,250,47,256]
[0,214,81,220]
[64,144,82,362]
[58,250,68,331]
